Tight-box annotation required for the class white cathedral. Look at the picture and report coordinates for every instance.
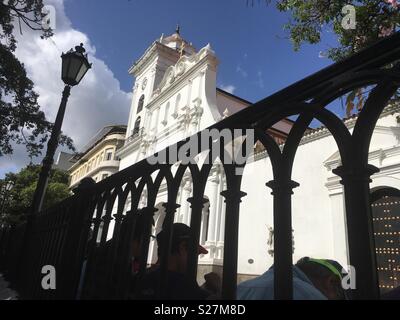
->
[114,28,400,282]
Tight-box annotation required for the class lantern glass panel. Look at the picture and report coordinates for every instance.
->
[68,55,83,83]
[75,62,89,84]
[61,55,70,81]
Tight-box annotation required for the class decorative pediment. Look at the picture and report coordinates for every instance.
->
[154,44,216,96]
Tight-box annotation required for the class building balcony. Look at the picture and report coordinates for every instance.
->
[69,159,120,189]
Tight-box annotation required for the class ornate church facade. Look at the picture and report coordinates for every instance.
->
[115,29,400,286]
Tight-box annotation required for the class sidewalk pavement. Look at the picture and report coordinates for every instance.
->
[0,273,19,300]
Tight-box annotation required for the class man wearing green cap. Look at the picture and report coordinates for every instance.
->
[237,256,346,300]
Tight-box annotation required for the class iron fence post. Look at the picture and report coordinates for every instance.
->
[186,196,208,282]
[333,164,380,299]
[266,179,299,300]
[220,187,246,300]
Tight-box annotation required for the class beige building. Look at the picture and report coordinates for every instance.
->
[69,125,126,189]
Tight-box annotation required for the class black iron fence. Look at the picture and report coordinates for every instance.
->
[2,33,400,300]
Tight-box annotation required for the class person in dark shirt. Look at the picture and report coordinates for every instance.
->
[127,210,151,299]
[135,223,210,300]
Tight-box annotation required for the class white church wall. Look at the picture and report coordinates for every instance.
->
[291,134,339,264]
[238,155,274,276]
[369,115,400,149]
[327,190,348,268]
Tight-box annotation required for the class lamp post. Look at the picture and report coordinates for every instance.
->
[31,43,92,215]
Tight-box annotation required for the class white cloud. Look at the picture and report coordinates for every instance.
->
[236,64,248,78]
[220,84,236,94]
[318,51,328,58]
[1,0,132,177]
[0,144,34,178]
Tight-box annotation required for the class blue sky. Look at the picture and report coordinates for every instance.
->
[64,0,338,102]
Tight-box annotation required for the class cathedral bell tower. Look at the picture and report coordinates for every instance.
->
[126,27,196,140]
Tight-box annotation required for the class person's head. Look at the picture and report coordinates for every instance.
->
[296,257,346,300]
[156,223,208,274]
[131,210,156,260]
[72,177,96,194]
[203,272,221,294]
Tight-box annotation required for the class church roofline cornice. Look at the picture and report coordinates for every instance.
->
[128,41,180,76]
[216,87,253,106]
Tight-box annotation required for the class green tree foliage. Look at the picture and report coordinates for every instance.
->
[250,0,400,61]
[249,0,400,115]
[0,0,74,159]
[0,165,71,226]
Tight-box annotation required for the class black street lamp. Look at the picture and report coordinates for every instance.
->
[31,43,91,215]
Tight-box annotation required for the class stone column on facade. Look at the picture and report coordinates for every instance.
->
[185,79,193,129]
[182,179,192,226]
[216,173,225,259]
[152,107,161,136]
[199,202,209,245]
[190,71,205,135]
[186,79,193,112]
[176,185,183,223]
[143,108,152,135]
[205,170,220,259]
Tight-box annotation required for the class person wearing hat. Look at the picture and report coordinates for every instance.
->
[237,256,347,300]
[72,177,96,194]
[135,223,210,300]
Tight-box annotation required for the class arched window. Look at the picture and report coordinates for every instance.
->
[172,93,181,118]
[132,116,141,135]
[137,94,145,113]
